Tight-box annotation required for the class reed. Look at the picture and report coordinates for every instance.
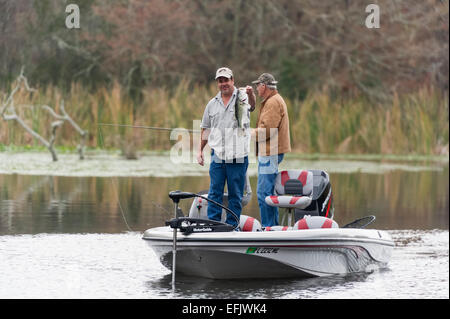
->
[287,87,449,155]
[0,82,448,156]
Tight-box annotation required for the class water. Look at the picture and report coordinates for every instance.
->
[0,153,448,299]
[0,230,447,299]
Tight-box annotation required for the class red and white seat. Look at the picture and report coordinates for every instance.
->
[293,216,339,229]
[265,170,314,209]
[239,215,262,231]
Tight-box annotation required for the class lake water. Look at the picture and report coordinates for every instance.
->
[0,153,448,299]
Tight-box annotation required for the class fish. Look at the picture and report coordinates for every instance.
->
[234,87,249,130]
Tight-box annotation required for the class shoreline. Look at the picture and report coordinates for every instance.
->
[0,150,447,178]
[1,144,448,163]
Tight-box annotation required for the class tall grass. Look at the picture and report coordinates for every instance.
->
[0,82,448,156]
[287,87,449,155]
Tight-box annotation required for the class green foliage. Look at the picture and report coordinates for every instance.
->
[278,57,318,101]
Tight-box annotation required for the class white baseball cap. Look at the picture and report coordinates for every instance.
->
[215,67,233,80]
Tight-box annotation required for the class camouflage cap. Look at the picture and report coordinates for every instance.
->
[251,73,278,86]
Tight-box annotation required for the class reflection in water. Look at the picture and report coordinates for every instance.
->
[1,160,448,299]
[146,272,374,299]
[0,164,448,234]
[0,230,447,298]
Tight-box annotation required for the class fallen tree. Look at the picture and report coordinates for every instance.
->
[1,68,87,161]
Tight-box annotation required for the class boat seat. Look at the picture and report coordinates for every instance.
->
[239,215,262,231]
[265,170,313,209]
[265,195,312,209]
[188,173,252,222]
[293,216,339,229]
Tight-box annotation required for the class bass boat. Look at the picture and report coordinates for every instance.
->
[142,169,394,280]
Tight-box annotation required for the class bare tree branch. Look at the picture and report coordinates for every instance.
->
[1,68,87,161]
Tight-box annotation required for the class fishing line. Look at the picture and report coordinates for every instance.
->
[97,124,174,231]
[148,198,172,217]
[98,123,200,133]
[97,126,133,232]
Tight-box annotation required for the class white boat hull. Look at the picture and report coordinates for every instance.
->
[143,227,394,279]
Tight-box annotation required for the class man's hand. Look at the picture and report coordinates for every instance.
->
[197,151,204,166]
[246,85,256,111]
[198,128,209,165]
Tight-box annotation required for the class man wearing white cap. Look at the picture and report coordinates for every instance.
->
[197,67,255,228]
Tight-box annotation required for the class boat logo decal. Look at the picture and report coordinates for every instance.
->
[192,227,213,232]
[246,247,279,254]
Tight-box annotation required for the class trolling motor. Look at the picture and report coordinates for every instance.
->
[165,190,240,288]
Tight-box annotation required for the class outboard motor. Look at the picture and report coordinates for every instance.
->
[293,170,334,221]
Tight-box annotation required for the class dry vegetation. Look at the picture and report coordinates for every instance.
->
[0,0,448,155]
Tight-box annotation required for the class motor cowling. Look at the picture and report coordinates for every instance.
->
[293,170,335,221]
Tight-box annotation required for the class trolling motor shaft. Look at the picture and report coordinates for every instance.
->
[166,190,239,287]
[170,200,179,289]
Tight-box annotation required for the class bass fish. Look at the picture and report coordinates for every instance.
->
[234,87,250,130]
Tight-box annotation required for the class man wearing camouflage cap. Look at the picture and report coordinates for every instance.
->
[249,73,291,227]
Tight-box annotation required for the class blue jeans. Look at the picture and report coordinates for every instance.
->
[207,150,249,227]
[257,154,284,227]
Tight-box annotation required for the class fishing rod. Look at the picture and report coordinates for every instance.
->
[97,123,200,133]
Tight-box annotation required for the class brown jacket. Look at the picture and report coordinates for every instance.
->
[255,90,291,156]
